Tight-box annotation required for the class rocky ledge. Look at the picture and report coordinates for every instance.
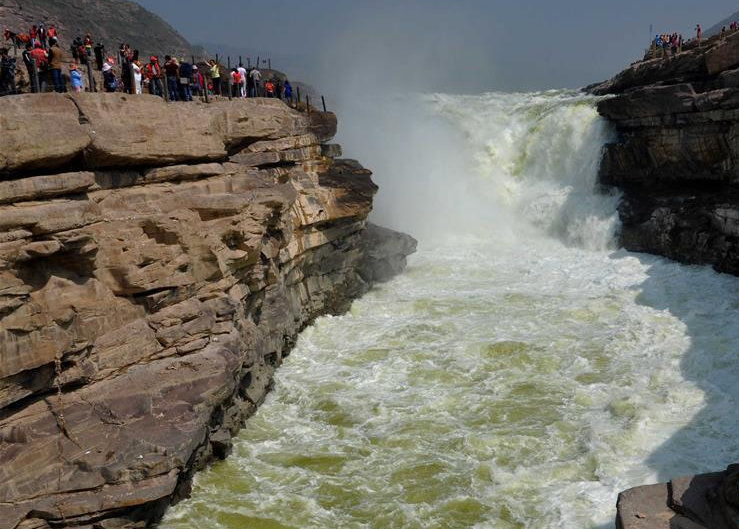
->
[589,29,739,529]
[0,94,416,529]
[591,30,739,275]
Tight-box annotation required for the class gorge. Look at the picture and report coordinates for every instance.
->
[3,4,739,529]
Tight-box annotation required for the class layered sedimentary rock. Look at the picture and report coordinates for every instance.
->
[590,30,739,529]
[591,30,739,275]
[0,93,416,529]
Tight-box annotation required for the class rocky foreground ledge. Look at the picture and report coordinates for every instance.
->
[589,32,739,529]
[0,94,416,529]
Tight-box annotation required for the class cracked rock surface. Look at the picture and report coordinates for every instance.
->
[0,93,416,529]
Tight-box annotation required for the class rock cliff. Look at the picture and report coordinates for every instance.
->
[589,30,739,529]
[592,29,739,276]
[0,93,416,529]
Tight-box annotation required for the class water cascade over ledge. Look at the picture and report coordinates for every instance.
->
[161,91,739,529]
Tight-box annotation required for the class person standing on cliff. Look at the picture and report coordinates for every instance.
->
[47,37,64,93]
[145,56,163,97]
[38,23,47,49]
[94,43,105,71]
[102,62,117,92]
[696,24,702,45]
[192,64,203,97]
[178,58,193,101]
[29,41,48,92]
[21,43,35,92]
[0,48,17,96]
[69,63,83,93]
[237,62,247,98]
[250,67,262,97]
[209,60,221,96]
[246,67,255,97]
[164,55,179,101]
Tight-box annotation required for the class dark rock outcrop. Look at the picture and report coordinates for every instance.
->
[616,467,739,529]
[590,26,739,529]
[0,94,416,529]
[592,29,739,276]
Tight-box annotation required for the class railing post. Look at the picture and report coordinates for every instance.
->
[268,58,271,70]
[297,86,301,104]
[31,60,40,93]
[129,61,136,94]
[227,56,233,100]
[321,95,326,112]
[87,49,95,92]
[306,95,310,114]
[162,60,169,102]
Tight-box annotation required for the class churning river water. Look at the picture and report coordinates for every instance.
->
[160,91,739,528]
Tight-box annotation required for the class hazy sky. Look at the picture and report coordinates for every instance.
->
[137,0,738,93]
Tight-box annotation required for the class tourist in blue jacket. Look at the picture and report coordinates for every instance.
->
[69,63,83,92]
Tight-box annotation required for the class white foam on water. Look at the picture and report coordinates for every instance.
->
[160,92,739,529]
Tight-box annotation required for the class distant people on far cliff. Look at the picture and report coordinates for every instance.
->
[0,47,17,96]
[696,24,702,44]
[652,33,683,59]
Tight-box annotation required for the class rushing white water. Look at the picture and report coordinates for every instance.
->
[160,91,739,529]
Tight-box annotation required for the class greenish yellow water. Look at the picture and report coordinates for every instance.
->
[160,92,739,528]
[160,240,739,529]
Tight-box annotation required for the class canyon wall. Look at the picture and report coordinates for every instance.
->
[0,93,416,529]
[592,31,739,276]
[590,32,739,529]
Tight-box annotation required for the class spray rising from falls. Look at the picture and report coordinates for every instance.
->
[344,90,619,249]
[161,92,739,529]
[424,91,620,249]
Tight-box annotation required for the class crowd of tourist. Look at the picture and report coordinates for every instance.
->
[653,33,685,57]
[650,19,739,61]
[1,22,296,103]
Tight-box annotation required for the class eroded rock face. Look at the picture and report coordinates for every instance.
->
[591,28,739,529]
[592,30,739,276]
[0,94,416,529]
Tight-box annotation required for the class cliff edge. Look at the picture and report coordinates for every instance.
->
[0,94,416,529]
[589,31,739,529]
[592,30,739,276]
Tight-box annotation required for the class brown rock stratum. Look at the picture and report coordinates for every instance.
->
[0,94,416,529]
